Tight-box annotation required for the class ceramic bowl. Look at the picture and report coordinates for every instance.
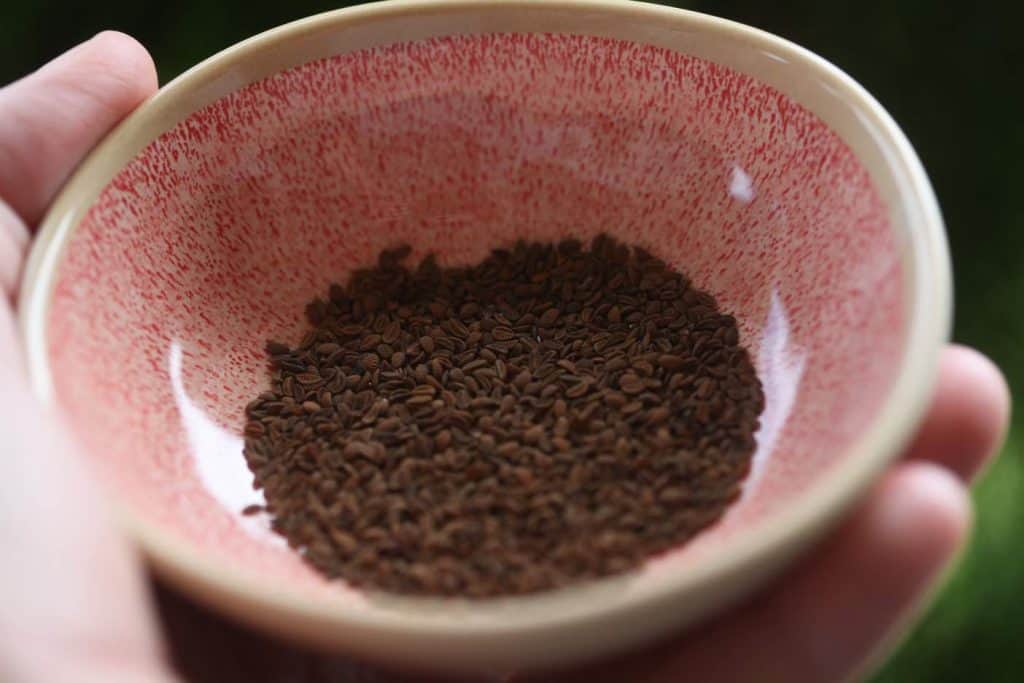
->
[19,0,949,675]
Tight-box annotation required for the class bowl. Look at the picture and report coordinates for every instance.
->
[18,0,950,675]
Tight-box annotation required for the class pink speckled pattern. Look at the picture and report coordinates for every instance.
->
[47,34,901,596]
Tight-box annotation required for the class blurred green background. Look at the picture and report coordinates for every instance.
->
[2,1,1020,680]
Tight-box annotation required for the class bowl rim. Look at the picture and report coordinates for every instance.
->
[17,0,951,662]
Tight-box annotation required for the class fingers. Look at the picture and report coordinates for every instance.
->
[0,34,171,682]
[0,30,157,301]
[0,198,27,302]
[156,583,463,683]
[527,462,969,683]
[903,344,1010,481]
[0,369,175,681]
[1,31,156,336]
[523,343,1010,683]
[0,31,157,227]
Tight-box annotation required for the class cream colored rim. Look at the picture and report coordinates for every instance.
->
[18,0,950,649]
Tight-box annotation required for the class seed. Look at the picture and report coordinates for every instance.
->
[648,406,671,423]
[621,401,643,415]
[556,359,576,373]
[243,421,265,438]
[620,378,645,395]
[382,321,401,344]
[565,380,590,399]
[538,308,560,326]
[266,341,291,355]
[523,425,544,444]
[604,357,627,373]
[492,327,515,341]
[343,441,376,459]
[513,468,535,487]
[359,334,382,351]
[659,487,688,504]
[330,530,358,555]
[243,235,763,599]
[653,354,680,371]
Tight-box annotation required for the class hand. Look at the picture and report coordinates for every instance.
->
[0,33,171,683]
[0,34,1010,683]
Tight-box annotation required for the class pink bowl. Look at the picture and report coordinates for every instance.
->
[19,0,949,674]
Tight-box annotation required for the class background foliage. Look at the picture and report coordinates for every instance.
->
[2,1,1020,680]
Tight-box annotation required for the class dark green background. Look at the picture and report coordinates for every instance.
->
[3,1,1020,680]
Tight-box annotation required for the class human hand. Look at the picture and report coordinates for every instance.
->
[0,33,169,683]
[0,34,1010,683]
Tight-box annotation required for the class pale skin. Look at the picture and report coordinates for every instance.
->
[0,33,1011,683]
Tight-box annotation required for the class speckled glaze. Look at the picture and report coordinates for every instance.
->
[20,1,949,674]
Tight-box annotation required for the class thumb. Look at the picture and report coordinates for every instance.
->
[0,31,157,228]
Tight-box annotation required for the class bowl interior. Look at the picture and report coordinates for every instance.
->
[42,32,904,614]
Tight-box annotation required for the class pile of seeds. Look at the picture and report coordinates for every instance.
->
[242,235,764,597]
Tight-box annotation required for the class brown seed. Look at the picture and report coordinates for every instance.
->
[330,530,358,555]
[243,421,265,438]
[492,326,515,341]
[513,467,535,487]
[523,425,544,444]
[565,381,590,399]
[343,441,376,459]
[382,321,401,344]
[538,308,560,326]
[657,354,686,370]
[552,437,572,452]
[620,378,645,395]
[242,235,762,599]
[316,342,341,355]
[648,406,671,423]
[359,334,382,351]
[266,341,291,355]
[659,487,688,504]
[552,399,567,417]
